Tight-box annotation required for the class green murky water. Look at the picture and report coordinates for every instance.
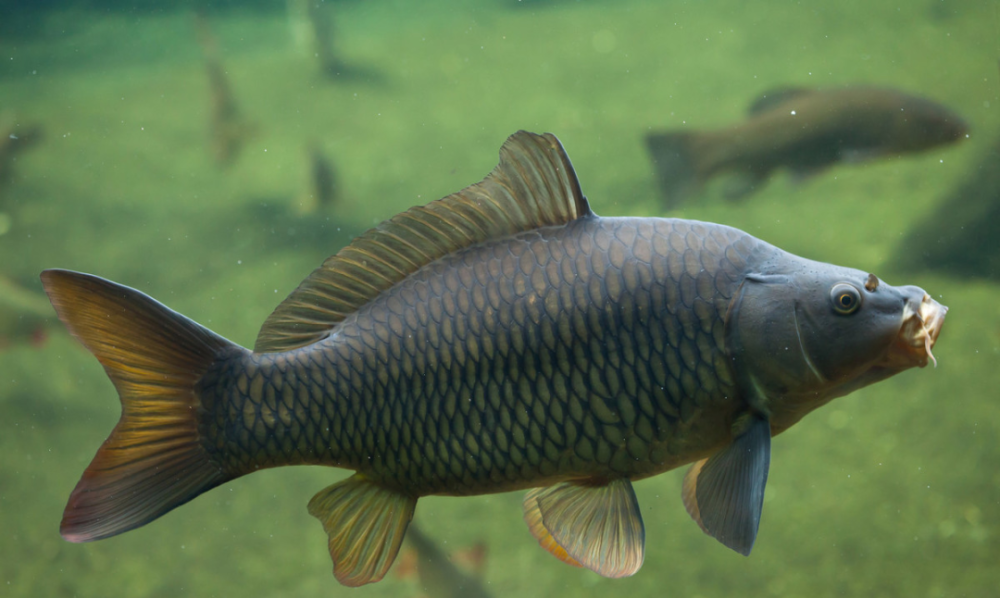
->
[2,1,998,596]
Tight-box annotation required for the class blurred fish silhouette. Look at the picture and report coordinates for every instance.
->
[0,113,42,201]
[193,12,256,168]
[646,87,968,205]
[395,524,492,598]
[294,141,338,215]
[888,133,1000,279]
[306,0,341,78]
[287,0,383,83]
[0,275,54,349]
[287,0,339,74]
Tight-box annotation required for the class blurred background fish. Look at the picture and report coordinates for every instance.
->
[888,133,1000,279]
[286,0,381,82]
[194,11,257,168]
[395,524,492,598]
[294,141,338,215]
[286,0,339,76]
[646,87,968,205]
[0,275,54,349]
[0,113,42,204]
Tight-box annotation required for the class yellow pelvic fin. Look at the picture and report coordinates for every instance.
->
[522,479,644,578]
[522,489,583,569]
[681,458,709,534]
[254,130,591,353]
[308,474,417,587]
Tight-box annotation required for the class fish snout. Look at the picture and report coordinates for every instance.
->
[949,116,970,141]
[895,289,947,368]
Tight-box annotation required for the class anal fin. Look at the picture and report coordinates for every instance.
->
[682,415,771,556]
[522,478,644,578]
[523,489,584,570]
[308,474,417,587]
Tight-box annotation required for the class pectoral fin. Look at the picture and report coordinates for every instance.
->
[522,478,645,578]
[307,474,417,587]
[682,415,771,556]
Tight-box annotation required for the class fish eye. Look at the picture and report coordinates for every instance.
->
[830,283,861,315]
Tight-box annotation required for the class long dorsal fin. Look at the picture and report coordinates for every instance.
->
[254,130,591,353]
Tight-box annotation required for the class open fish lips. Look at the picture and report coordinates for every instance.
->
[727,249,947,424]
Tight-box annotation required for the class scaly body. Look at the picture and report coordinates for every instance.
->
[199,216,759,494]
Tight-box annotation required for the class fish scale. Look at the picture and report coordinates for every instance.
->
[197,216,757,495]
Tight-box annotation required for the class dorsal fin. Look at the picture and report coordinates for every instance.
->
[747,87,813,116]
[253,130,591,353]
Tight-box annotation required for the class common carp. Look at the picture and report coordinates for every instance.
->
[43,131,947,587]
[646,87,968,204]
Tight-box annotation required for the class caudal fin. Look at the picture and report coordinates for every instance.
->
[645,132,710,208]
[41,269,240,543]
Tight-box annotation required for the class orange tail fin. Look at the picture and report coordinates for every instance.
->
[41,269,242,543]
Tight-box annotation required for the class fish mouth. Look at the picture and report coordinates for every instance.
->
[893,293,948,368]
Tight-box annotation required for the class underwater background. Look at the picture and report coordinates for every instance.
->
[1,0,999,596]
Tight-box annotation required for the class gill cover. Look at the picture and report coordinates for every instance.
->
[727,264,906,403]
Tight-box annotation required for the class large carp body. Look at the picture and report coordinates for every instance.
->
[41,131,946,587]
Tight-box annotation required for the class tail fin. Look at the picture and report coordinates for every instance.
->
[644,132,709,207]
[40,269,241,543]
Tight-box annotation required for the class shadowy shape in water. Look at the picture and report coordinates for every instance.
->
[888,135,1000,280]
[287,0,387,85]
[193,11,257,168]
[0,274,54,350]
[395,524,492,598]
[0,113,42,202]
[645,87,968,207]
[294,142,339,215]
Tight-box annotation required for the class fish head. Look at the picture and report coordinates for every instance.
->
[890,97,969,150]
[729,256,947,409]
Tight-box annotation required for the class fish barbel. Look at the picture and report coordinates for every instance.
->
[42,131,946,587]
